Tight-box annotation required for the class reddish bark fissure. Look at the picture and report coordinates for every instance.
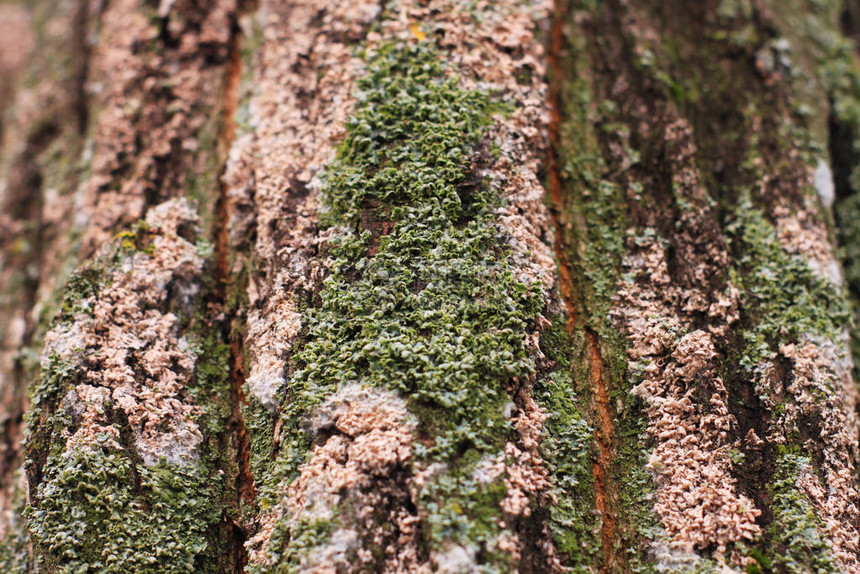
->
[218,15,252,572]
[548,2,618,570]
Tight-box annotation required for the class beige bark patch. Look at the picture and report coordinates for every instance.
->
[42,199,206,466]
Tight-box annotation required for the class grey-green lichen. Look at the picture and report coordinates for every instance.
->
[728,194,849,374]
[256,41,544,570]
[27,447,220,574]
[766,453,838,573]
[24,200,237,572]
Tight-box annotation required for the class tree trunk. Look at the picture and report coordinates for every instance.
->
[2,0,860,571]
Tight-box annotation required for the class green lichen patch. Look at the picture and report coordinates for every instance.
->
[534,319,601,569]
[533,371,598,568]
[244,397,279,508]
[259,42,543,566]
[186,327,232,438]
[25,213,240,572]
[727,195,849,373]
[416,468,514,568]
[765,454,838,574]
[282,41,540,465]
[263,517,334,573]
[27,354,81,429]
[320,42,499,225]
[55,266,107,324]
[26,446,222,574]
[114,221,156,256]
[288,224,540,460]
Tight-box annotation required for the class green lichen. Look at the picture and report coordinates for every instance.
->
[263,518,334,573]
[728,194,849,374]
[25,228,237,572]
[534,319,601,569]
[27,354,81,435]
[244,397,279,509]
[55,266,106,324]
[258,42,542,569]
[114,221,155,256]
[415,462,511,557]
[26,446,222,574]
[765,454,838,573]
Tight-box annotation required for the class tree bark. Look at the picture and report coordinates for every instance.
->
[2,0,860,572]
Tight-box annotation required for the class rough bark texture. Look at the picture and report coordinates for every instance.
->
[3,0,860,572]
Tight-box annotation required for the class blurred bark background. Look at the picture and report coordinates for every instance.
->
[2,0,860,572]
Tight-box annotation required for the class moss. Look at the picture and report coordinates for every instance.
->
[556,50,627,327]
[765,454,838,573]
[255,41,543,567]
[26,446,222,574]
[186,327,231,437]
[557,10,661,569]
[184,112,224,234]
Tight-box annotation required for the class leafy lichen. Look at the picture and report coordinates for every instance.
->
[26,446,222,574]
[728,194,848,374]
[766,454,838,574]
[25,220,237,572]
[258,42,543,568]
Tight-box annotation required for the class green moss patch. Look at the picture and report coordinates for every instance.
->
[534,319,601,569]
